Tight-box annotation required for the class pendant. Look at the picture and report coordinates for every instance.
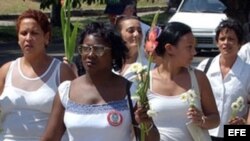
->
[107,110,123,126]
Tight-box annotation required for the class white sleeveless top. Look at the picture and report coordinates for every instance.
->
[0,58,61,141]
[148,67,202,141]
[58,80,135,141]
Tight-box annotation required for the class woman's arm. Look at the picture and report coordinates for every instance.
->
[0,62,11,95]
[247,108,250,124]
[60,62,77,82]
[134,105,160,141]
[195,69,220,129]
[40,94,66,141]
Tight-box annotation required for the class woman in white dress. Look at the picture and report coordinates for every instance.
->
[0,9,76,141]
[41,22,159,141]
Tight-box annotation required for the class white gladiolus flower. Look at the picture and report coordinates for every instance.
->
[236,96,244,105]
[231,102,239,111]
[131,95,140,101]
[230,96,245,119]
[130,63,143,73]
[147,109,157,117]
[180,89,197,107]
[180,93,188,101]
[186,89,197,98]
[239,104,245,112]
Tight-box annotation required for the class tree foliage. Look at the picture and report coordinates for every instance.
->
[39,0,127,9]
[37,0,157,9]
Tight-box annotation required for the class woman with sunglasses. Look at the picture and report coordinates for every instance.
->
[197,18,250,141]
[41,22,159,141]
[147,22,220,141]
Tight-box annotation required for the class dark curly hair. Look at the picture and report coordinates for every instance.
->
[215,18,244,45]
[78,22,128,71]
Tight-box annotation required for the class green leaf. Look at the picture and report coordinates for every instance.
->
[61,0,79,63]
[151,10,160,27]
[68,22,79,61]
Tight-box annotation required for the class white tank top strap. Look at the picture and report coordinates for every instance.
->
[188,66,200,95]
[42,58,62,88]
[58,80,71,107]
[51,58,62,86]
[4,59,17,87]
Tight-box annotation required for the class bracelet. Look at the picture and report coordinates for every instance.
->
[144,122,154,133]
[133,122,154,132]
[200,116,206,126]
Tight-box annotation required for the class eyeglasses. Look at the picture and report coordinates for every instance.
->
[78,44,111,56]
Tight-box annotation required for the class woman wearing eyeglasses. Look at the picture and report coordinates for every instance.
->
[147,22,220,141]
[41,22,159,141]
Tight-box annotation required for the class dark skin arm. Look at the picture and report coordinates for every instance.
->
[247,108,250,124]
[134,104,160,141]
[59,63,77,82]
[187,70,220,129]
[40,94,66,141]
[41,62,76,141]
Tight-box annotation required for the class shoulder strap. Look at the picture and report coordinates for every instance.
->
[126,81,140,141]
[204,58,213,74]
[189,67,202,110]
[189,67,200,96]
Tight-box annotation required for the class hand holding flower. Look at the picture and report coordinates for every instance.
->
[229,96,246,125]
[134,105,155,129]
[187,106,205,127]
[128,11,160,141]
[181,89,212,141]
[133,104,157,141]
[228,117,246,125]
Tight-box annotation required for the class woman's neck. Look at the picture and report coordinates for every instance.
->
[85,70,114,85]
[219,54,237,68]
[157,62,184,80]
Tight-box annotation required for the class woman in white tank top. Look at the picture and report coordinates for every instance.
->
[0,9,76,141]
[146,22,220,141]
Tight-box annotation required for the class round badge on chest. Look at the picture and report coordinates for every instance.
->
[107,110,123,126]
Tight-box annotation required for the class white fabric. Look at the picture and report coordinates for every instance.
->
[140,21,150,45]
[196,55,250,137]
[238,42,250,63]
[0,58,64,141]
[148,67,204,141]
[58,81,134,141]
[113,21,153,82]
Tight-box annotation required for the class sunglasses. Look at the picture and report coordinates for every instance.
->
[78,44,111,57]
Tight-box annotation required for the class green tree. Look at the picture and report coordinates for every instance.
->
[28,0,156,27]
[40,0,84,27]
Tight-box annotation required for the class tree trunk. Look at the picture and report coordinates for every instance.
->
[50,2,61,27]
